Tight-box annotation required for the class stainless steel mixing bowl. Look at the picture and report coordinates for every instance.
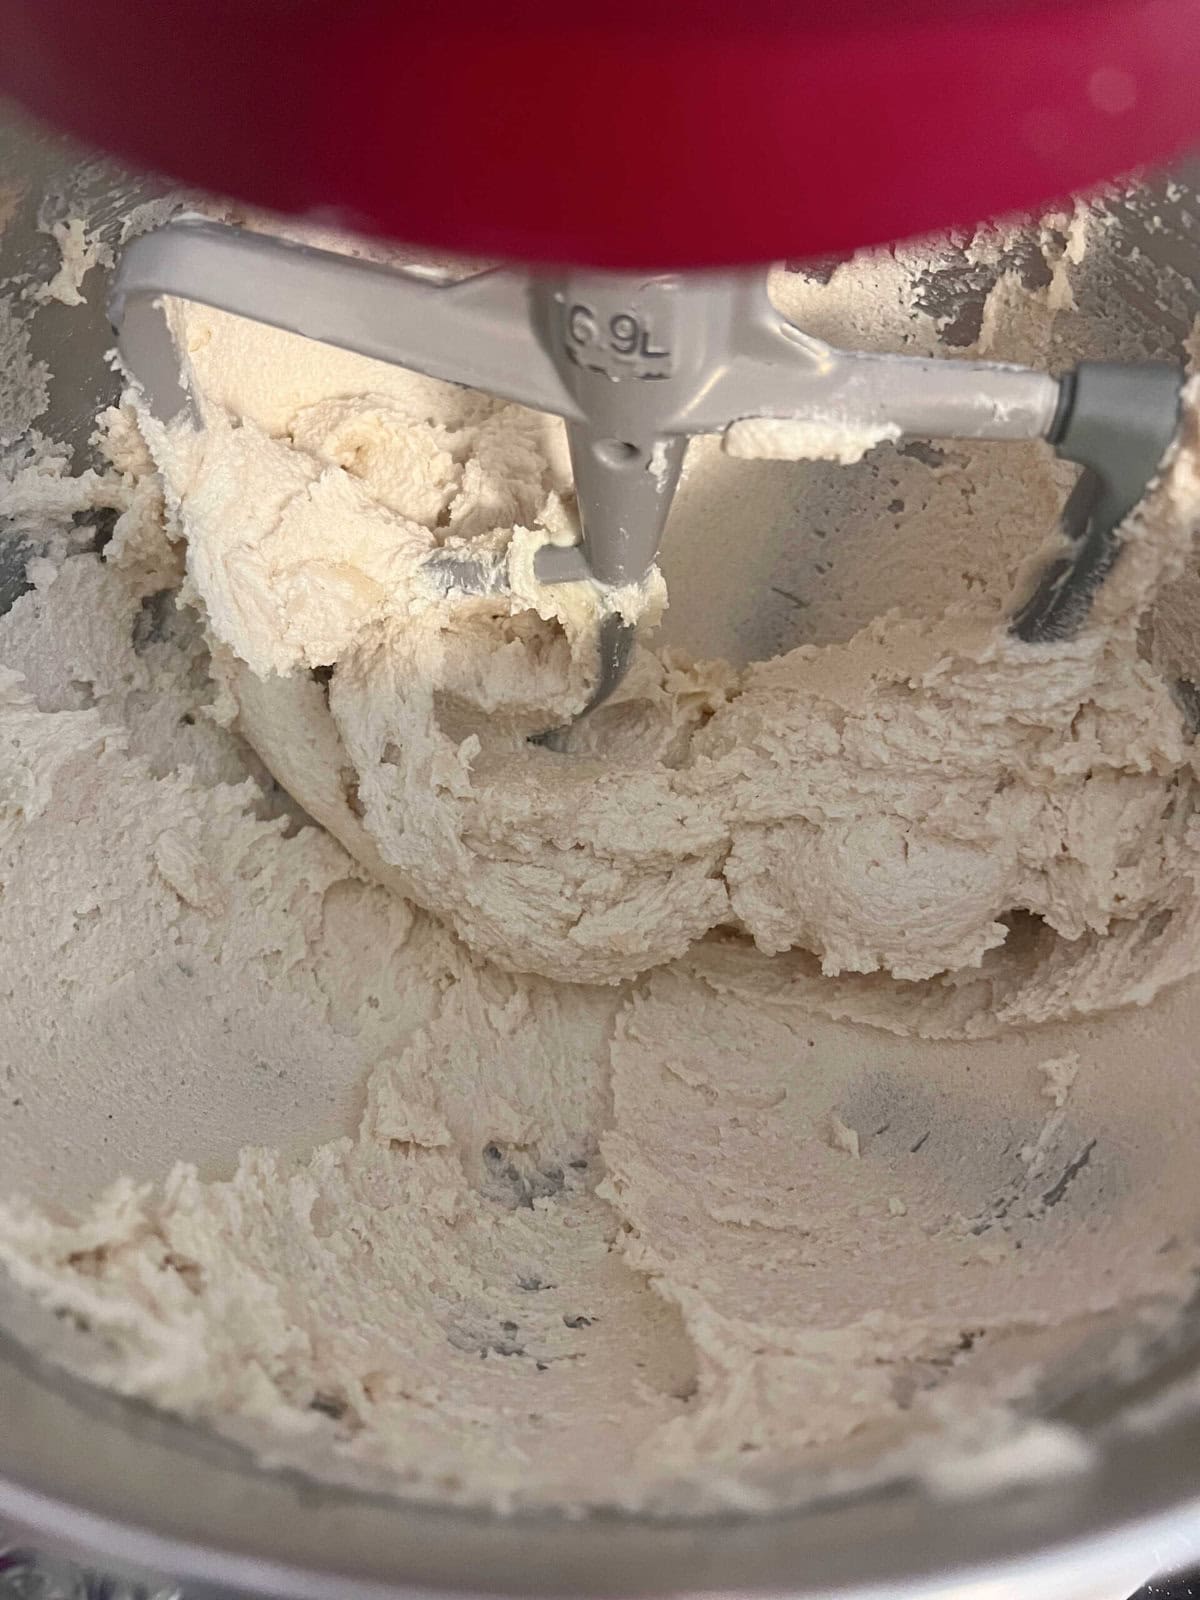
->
[3,108,1200,1600]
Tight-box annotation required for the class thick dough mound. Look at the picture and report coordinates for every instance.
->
[149,299,1200,989]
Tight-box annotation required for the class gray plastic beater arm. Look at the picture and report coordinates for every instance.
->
[670,276,1062,444]
[109,218,583,424]
[720,347,1062,442]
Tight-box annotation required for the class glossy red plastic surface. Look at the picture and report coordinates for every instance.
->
[1,0,1198,267]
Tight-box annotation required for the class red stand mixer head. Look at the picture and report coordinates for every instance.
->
[1,0,1199,268]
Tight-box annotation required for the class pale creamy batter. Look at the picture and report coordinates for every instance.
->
[4,198,1200,1514]
[145,251,1200,1007]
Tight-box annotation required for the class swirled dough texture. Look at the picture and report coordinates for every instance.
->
[147,267,1200,1002]
[7,201,1200,1517]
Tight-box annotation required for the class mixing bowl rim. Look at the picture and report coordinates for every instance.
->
[4,1296,1200,1600]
